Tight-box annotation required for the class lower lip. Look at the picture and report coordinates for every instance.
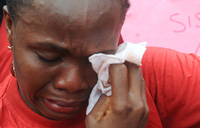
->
[42,98,82,114]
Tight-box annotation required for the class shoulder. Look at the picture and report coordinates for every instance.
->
[142,47,200,80]
[141,47,200,100]
[142,47,200,127]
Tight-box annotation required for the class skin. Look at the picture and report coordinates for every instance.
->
[4,0,149,127]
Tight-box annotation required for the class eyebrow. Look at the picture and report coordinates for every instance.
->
[36,42,116,55]
[37,42,69,52]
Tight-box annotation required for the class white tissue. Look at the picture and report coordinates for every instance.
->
[86,42,147,115]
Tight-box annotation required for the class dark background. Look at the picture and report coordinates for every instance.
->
[0,0,6,24]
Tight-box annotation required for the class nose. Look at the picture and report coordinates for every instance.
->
[54,65,88,93]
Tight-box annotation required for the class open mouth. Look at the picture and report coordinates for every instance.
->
[42,98,84,114]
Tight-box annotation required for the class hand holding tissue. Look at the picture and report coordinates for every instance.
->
[86,42,147,115]
[85,42,149,128]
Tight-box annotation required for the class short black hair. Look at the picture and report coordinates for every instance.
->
[6,0,33,23]
[6,0,130,23]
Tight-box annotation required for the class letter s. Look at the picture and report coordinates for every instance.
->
[169,13,186,33]
[195,12,200,28]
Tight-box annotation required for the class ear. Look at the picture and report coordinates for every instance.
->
[3,5,15,46]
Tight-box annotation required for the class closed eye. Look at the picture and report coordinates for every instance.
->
[36,53,62,63]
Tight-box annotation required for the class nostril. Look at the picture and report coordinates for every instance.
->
[55,88,62,91]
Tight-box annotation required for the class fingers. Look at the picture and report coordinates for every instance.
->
[128,63,144,101]
[86,63,149,128]
[109,64,129,114]
[88,94,110,121]
[88,63,130,120]
[129,63,148,109]
[127,63,149,126]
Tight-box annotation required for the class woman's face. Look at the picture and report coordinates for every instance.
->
[6,0,122,120]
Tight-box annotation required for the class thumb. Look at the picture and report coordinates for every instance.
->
[87,94,110,121]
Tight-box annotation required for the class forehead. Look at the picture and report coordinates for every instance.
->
[16,0,122,56]
[30,0,121,27]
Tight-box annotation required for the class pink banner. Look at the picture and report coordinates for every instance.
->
[121,0,200,55]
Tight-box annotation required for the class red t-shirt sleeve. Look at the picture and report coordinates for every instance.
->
[142,47,200,127]
[0,16,12,83]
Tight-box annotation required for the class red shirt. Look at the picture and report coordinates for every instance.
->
[143,47,200,127]
[0,16,12,83]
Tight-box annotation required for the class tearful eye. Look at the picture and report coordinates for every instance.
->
[36,53,62,63]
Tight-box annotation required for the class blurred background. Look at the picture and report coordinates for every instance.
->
[121,0,200,55]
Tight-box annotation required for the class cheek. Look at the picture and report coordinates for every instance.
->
[14,48,98,97]
[83,64,98,88]
[14,49,57,97]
